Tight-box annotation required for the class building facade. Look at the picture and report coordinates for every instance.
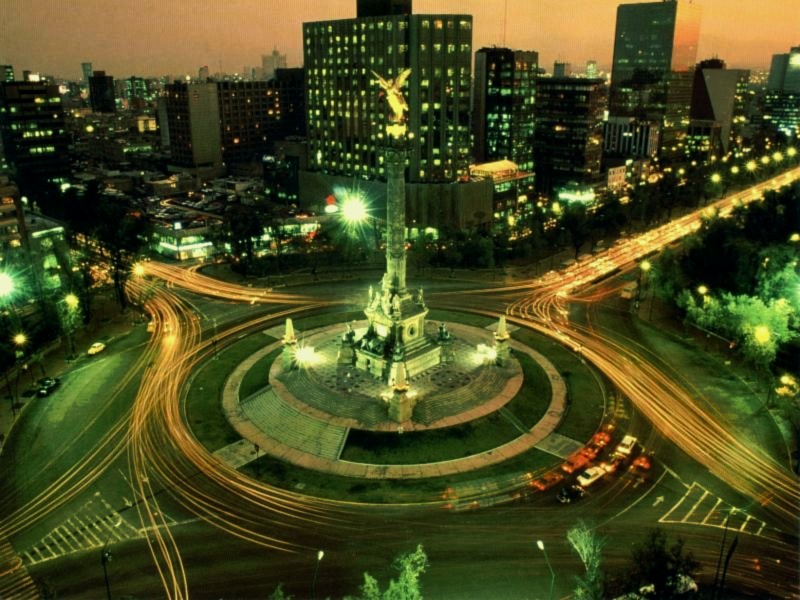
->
[609,0,701,153]
[217,81,282,165]
[262,49,288,82]
[0,82,71,187]
[472,47,538,171]
[1,65,14,83]
[762,46,800,139]
[534,77,606,193]
[163,82,223,173]
[303,9,473,184]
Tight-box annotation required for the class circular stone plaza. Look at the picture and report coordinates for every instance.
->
[217,317,576,480]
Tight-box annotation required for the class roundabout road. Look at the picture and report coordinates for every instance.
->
[1,166,799,598]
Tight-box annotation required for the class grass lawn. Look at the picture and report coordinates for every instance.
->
[186,304,605,502]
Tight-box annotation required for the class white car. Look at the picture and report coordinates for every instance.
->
[88,342,106,355]
[614,435,638,456]
[576,466,606,488]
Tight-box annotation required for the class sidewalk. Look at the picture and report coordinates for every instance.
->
[0,293,138,455]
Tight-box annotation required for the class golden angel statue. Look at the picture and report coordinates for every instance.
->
[372,68,412,124]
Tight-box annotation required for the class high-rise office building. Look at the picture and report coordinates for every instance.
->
[261,49,287,82]
[1,65,14,83]
[163,82,222,172]
[609,0,701,153]
[0,82,71,187]
[89,70,116,113]
[687,58,748,156]
[198,65,210,81]
[473,47,538,171]
[585,61,598,79]
[534,77,606,193]
[303,5,473,184]
[81,62,93,83]
[123,76,149,109]
[357,0,412,17]
[762,46,800,139]
[553,62,571,78]
[270,68,306,139]
[767,46,800,93]
[217,81,282,164]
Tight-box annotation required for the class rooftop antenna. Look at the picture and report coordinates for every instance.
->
[503,0,508,47]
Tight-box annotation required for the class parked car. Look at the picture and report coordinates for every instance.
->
[88,342,106,355]
[36,377,60,397]
[556,485,586,504]
[531,471,564,491]
[576,466,606,488]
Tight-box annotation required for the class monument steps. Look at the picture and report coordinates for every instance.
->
[241,388,347,460]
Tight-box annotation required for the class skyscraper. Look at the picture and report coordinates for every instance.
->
[303,5,473,184]
[81,62,93,83]
[216,81,281,164]
[0,82,71,187]
[164,82,223,173]
[89,70,116,113]
[123,76,149,109]
[763,46,800,139]
[609,0,701,153]
[534,77,606,193]
[473,47,538,171]
[261,49,287,82]
[1,65,14,83]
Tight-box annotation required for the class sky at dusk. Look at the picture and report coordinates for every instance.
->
[1,0,798,80]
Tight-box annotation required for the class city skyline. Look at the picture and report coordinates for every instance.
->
[1,0,797,80]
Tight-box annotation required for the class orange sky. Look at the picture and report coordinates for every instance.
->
[1,0,797,79]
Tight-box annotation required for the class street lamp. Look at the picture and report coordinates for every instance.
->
[753,325,770,345]
[101,538,112,600]
[133,263,146,278]
[536,540,555,600]
[62,294,80,359]
[311,549,324,600]
[0,272,14,298]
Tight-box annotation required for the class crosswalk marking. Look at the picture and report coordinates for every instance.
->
[21,491,179,566]
[659,481,773,539]
[701,498,722,524]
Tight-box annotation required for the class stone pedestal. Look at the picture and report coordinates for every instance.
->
[388,391,418,423]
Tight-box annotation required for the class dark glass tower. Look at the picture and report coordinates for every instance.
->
[609,0,701,152]
[472,47,538,171]
[534,77,606,193]
[303,9,473,184]
[89,70,116,113]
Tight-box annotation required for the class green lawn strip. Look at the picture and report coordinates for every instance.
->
[504,351,551,427]
[340,413,520,464]
[185,333,275,452]
[240,445,559,504]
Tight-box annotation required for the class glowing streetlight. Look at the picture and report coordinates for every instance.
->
[730,165,740,175]
[745,160,757,172]
[133,263,146,277]
[772,151,783,162]
[790,233,800,243]
[697,285,709,296]
[536,540,555,600]
[341,194,368,224]
[640,260,651,273]
[753,325,770,345]
[0,272,14,298]
[787,147,797,158]
[65,293,79,309]
[710,173,722,184]
[13,332,27,347]
[294,345,318,368]
[312,549,325,600]
[760,156,770,165]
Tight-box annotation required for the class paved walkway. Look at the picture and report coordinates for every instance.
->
[219,321,572,479]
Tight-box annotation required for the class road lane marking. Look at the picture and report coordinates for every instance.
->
[739,514,753,532]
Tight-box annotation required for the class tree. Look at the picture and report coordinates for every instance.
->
[615,529,699,599]
[560,203,590,258]
[349,545,429,600]
[227,204,266,275]
[566,521,605,600]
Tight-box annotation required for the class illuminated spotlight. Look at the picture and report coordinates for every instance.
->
[475,343,497,365]
[341,194,368,223]
[0,272,14,297]
[294,345,318,368]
